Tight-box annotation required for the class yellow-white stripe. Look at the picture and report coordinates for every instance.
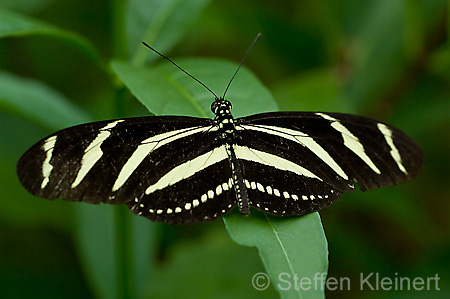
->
[241,124,348,180]
[316,113,381,175]
[377,123,408,174]
[112,126,212,192]
[41,135,58,188]
[71,120,123,188]
[234,145,321,180]
[145,145,228,195]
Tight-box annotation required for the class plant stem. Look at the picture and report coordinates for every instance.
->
[111,0,134,298]
[115,205,135,299]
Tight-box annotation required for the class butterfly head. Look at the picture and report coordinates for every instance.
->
[211,99,232,117]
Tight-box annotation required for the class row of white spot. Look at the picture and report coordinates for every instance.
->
[245,179,334,215]
[243,179,331,201]
[139,179,234,216]
[137,177,333,216]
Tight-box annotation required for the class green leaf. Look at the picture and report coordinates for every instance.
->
[271,69,354,113]
[0,8,55,37]
[127,0,212,65]
[145,225,278,298]
[111,58,278,117]
[224,211,328,299]
[0,71,90,130]
[0,9,100,63]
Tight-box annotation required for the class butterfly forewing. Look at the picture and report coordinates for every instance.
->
[237,111,423,193]
[17,116,216,205]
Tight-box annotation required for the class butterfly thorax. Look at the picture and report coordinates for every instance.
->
[212,99,237,141]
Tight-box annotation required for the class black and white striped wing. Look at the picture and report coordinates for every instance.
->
[235,112,423,217]
[17,116,236,224]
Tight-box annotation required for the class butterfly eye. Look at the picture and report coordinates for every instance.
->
[211,101,219,114]
[224,100,232,110]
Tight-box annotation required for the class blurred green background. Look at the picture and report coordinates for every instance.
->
[1,0,449,298]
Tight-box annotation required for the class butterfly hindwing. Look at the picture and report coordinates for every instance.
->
[237,152,343,217]
[127,158,236,224]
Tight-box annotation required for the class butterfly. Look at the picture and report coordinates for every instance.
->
[17,36,423,224]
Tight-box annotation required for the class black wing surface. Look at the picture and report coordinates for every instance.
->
[17,116,237,224]
[235,111,423,216]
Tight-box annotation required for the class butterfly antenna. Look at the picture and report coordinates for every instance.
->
[222,33,261,100]
[141,41,219,100]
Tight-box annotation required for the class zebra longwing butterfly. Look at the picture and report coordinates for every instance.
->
[17,37,423,225]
